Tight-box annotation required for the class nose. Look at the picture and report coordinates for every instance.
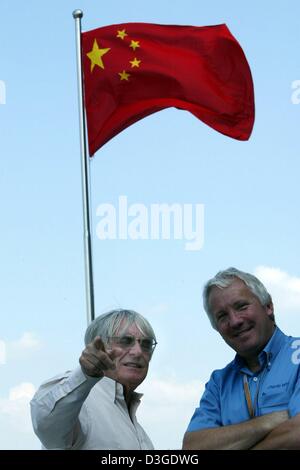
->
[228,310,244,329]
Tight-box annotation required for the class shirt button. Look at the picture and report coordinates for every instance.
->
[253,377,258,382]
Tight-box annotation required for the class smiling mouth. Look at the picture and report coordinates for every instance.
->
[234,327,253,338]
[123,362,143,369]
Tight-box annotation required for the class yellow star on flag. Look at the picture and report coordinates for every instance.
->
[87,39,110,72]
[119,70,130,81]
[129,40,140,51]
[117,29,128,40]
[130,58,141,68]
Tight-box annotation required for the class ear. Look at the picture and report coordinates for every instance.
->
[265,300,274,319]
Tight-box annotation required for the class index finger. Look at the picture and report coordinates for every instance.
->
[93,336,105,351]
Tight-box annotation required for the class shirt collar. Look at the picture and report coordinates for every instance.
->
[233,326,286,373]
[100,376,143,404]
[262,326,286,360]
[115,380,143,404]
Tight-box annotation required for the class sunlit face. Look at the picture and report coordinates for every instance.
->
[104,322,151,393]
[208,279,275,363]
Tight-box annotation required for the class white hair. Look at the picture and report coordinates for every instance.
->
[84,308,156,346]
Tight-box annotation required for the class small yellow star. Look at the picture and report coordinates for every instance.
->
[87,39,110,72]
[116,29,128,40]
[119,70,130,81]
[130,58,141,68]
[129,40,140,51]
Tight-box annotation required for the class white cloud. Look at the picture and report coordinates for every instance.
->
[8,332,43,361]
[0,382,35,428]
[0,382,40,449]
[11,332,42,351]
[138,376,204,449]
[254,266,300,312]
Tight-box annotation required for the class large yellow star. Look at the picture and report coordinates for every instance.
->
[119,70,130,81]
[87,39,110,72]
[129,40,140,51]
[117,29,128,40]
[130,58,141,68]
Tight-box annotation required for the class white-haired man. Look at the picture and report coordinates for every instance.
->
[183,267,300,450]
[31,309,157,450]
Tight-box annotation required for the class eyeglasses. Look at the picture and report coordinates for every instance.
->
[107,335,157,353]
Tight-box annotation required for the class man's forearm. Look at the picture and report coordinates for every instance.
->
[183,411,289,450]
[252,413,300,450]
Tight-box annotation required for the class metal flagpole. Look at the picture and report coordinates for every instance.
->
[73,9,95,324]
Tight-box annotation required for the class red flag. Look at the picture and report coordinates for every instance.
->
[82,23,254,156]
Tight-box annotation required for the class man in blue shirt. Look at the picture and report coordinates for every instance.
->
[183,267,300,450]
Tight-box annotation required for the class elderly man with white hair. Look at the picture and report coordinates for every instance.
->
[31,309,157,450]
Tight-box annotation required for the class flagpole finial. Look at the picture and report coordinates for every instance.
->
[73,9,83,19]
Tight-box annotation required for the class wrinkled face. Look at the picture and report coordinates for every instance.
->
[105,322,152,392]
[208,279,275,361]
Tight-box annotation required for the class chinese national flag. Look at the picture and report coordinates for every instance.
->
[82,23,254,156]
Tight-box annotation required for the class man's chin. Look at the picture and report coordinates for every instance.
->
[228,336,257,355]
[120,365,147,380]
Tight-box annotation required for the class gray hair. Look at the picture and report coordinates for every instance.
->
[84,308,156,346]
[203,267,273,329]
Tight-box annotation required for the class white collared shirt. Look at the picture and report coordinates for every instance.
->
[30,367,154,450]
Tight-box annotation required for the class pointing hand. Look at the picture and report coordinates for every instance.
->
[79,336,122,378]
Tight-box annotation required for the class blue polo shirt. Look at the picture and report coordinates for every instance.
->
[187,327,300,431]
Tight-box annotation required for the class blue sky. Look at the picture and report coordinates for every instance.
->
[1,0,300,449]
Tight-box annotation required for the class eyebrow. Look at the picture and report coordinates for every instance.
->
[233,299,249,307]
[215,299,249,315]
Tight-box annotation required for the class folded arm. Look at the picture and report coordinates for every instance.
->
[182,410,289,450]
[251,412,300,449]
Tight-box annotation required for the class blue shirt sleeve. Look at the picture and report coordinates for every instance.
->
[187,372,222,432]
